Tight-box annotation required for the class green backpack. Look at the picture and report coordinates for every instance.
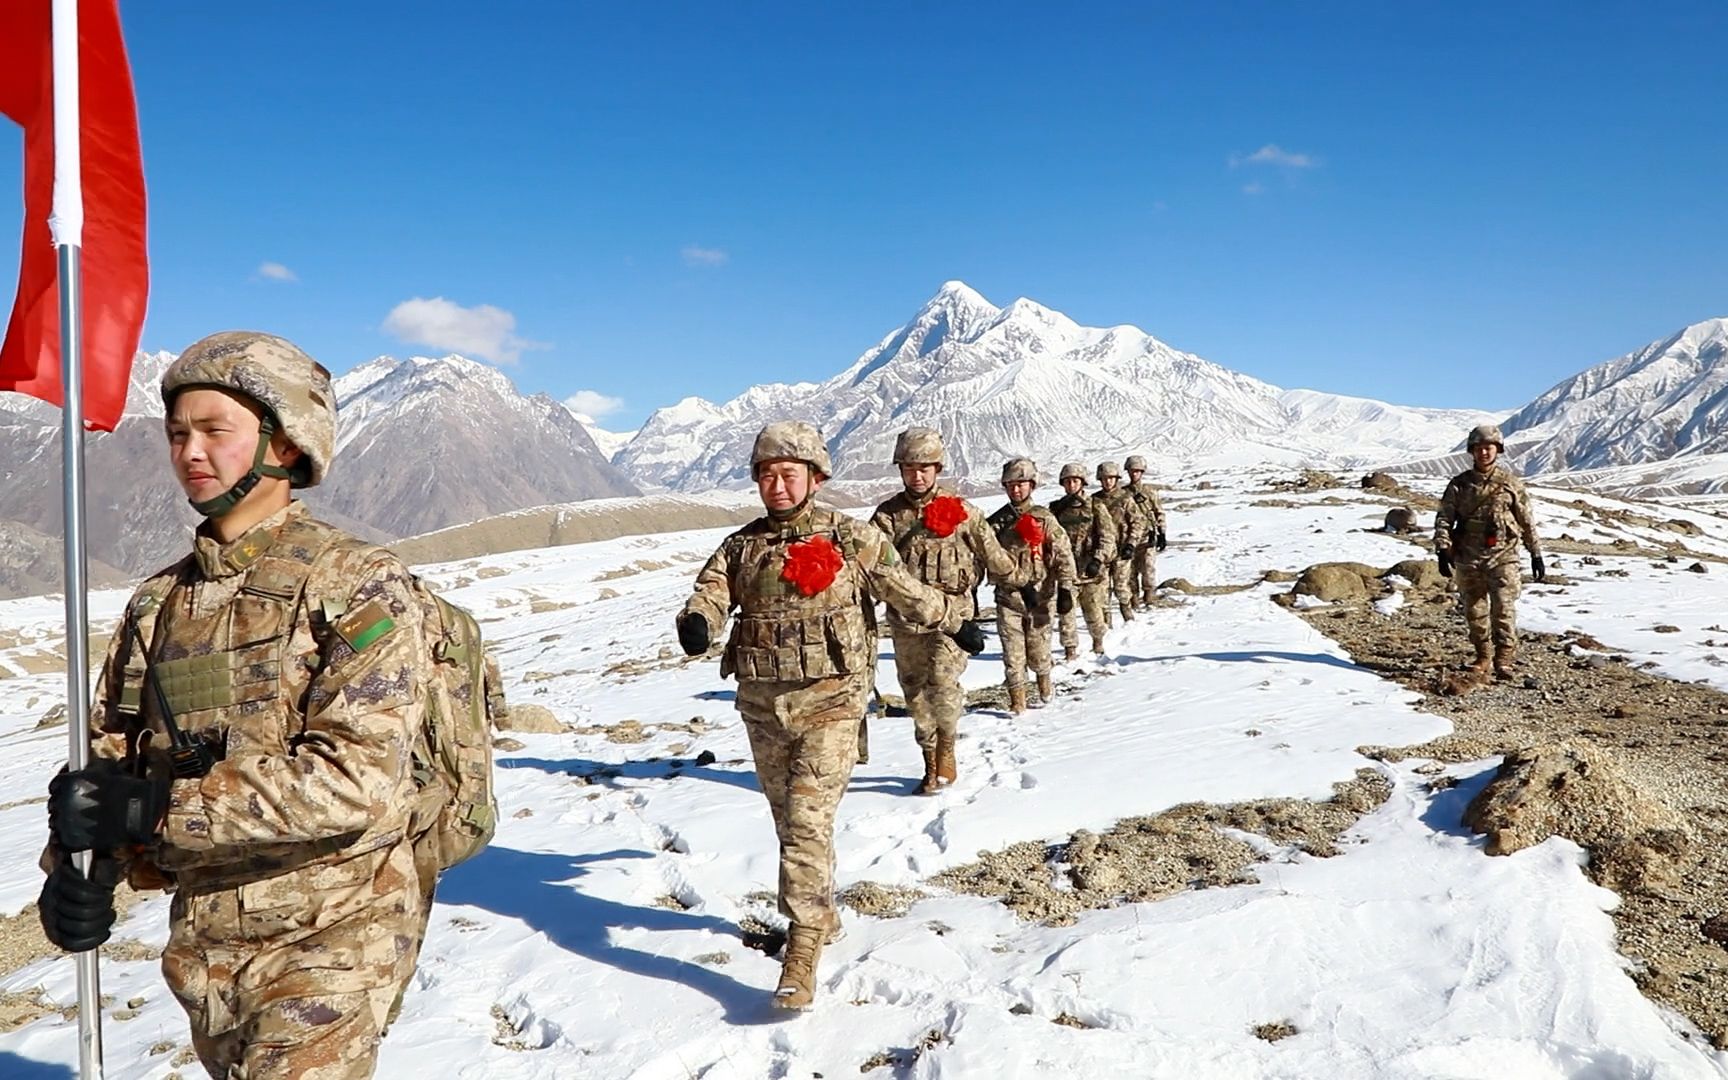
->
[406,580,500,871]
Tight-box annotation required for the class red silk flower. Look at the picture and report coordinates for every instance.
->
[1015,513,1045,554]
[780,535,845,596]
[921,495,968,538]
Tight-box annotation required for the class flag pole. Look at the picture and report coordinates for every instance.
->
[50,0,105,1075]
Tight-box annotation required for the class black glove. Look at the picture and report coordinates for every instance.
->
[1082,556,1102,579]
[675,612,710,656]
[39,855,122,952]
[1155,530,1168,552]
[1531,554,1546,583]
[48,759,169,853]
[948,620,986,655]
[1436,550,1453,578]
[1056,588,1074,615]
[1019,584,1042,610]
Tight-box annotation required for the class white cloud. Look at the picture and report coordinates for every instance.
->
[255,261,297,282]
[1242,181,1265,196]
[1229,144,1320,169]
[381,296,545,365]
[563,389,625,421]
[681,245,729,267]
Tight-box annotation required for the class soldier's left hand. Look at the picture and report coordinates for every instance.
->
[1056,588,1074,615]
[1155,530,1168,552]
[1531,554,1546,583]
[48,760,169,853]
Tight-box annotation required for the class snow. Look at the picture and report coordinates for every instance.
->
[0,476,1725,1077]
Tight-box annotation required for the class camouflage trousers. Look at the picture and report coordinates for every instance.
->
[737,674,868,932]
[1132,545,1157,606]
[996,596,1054,689]
[162,841,422,1080]
[891,630,969,751]
[1109,560,1136,620]
[1059,579,1111,654]
[1456,558,1521,649]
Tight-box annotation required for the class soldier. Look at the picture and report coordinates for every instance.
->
[40,332,434,1079]
[870,427,1026,792]
[675,422,982,1010]
[1049,462,1117,660]
[1094,461,1148,623]
[988,459,1077,714]
[1434,424,1546,678]
[1124,454,1168,609]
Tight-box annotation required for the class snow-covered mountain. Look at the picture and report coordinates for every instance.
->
[614,282,1498,491]
[1499,318,1728,473]
[569,413,638,462]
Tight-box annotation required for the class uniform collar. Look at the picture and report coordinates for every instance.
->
[764,501,820,534]
[192,501,303,580]
[903,485,941,508]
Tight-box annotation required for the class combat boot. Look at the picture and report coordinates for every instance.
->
[1008,684,1028,715]
[1119,604,1135,623]
[1468,643,1492,675]
[1493,644,1517,680]
[918,744,940,795]
[935,732,957,785]
[1064,645,1079,662]
[1036,672,1054,704]
[774,924,825,1010]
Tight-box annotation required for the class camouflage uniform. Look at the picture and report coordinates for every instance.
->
[990,460,1077,708]
[1095,462,1147,622]
[73,334,432,1080]
[1435,426,1543,670]
[1124,455,1167,608]
[1048,463,1117,657]
[680,427,967,953]
[871,431,1024,788]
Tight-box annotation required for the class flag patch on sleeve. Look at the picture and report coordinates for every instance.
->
[335,600,396,652]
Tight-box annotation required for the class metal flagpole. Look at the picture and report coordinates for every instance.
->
[50,0,105,1074]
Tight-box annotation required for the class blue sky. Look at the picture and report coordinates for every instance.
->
[3,2,1725,429]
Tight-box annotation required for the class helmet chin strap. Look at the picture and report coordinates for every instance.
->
[189,413,293,519]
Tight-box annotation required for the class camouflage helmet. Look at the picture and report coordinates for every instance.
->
[161,332,336,514]
[892,426,945,467]
[1096,460,1123,481]
[751,420,832,479]
[1466,423,1505,451]
[1001,457,1037,484]
[1124,454,1148,472]
[1058,462,1088,484]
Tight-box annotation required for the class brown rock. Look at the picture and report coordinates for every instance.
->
[1383,506,1418,533]
[496,703,564,733]
[1384,559,1445,590]
[1361,472,1398,492]
[1291,563,1380,602]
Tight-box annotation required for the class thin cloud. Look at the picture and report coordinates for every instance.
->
[1242,182,1265,196]
[382,297,546,365]
[681,245,729,267]
[1229,144,1320,169]
[563,389,625,421]
[255,261,297,282]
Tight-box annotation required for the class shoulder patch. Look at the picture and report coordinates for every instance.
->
[334,598,397,653]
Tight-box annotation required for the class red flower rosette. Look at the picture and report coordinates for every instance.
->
[780,534,845,597]
[1015,513,1045,556]
[921,495,968,538]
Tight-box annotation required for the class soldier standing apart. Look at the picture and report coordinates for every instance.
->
[989,459,1077,713]
[870,427,1025,793]
[675,422,982,1009]
[1124,454,1168,609]
[40,333,434,1080]
[1094,461,1147,624]
[1049,463,1117,660]
[1434,424,1546,678]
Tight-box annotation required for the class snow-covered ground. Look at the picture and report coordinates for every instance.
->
[1,476,1726,1078]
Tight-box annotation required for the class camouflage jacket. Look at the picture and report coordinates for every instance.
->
[1434,464,1542,567]
[1097,486,1149,552]
[870,486,1027,633]
[87,501,429,888]
[1126,481,1167,536]
[988,501,1077,612]
[1048,492,1117,581]
[682,504,967,682]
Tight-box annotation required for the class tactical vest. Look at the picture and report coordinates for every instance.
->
[1449,469,1521,560]
[885,496,982,596]
[1050,494,1103,566]
[1099,488,1145,549]
[988,503,1054,596]
[720,514,872,682]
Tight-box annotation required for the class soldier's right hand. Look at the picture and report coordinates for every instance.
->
[1437,551,1453,578]
[1082,556,1102,578]
[48,760,169,853]
[39,854,121,953]
[1056,588,1074,615]
[948,620,986,655]
[1018,584,1041,610]
[675,612,710,656]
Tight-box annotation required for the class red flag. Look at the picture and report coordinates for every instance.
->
[0,0,148,433]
